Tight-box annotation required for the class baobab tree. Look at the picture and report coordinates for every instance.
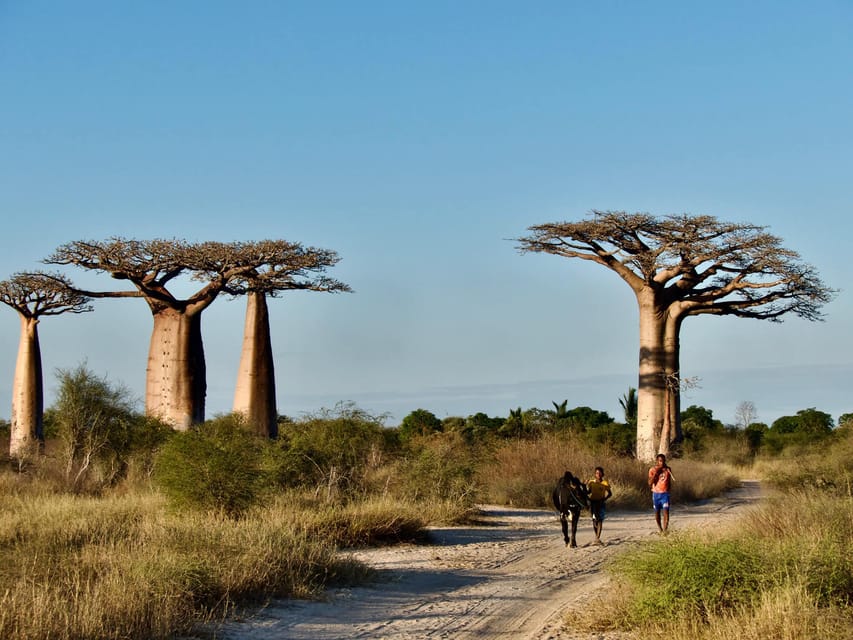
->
[220,242,351,438]
[46,238,347,431]
[0,272,91,459]
[518,211,833,462]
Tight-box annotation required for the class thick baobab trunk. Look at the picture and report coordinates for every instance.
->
[145,309,206,430]
[635,291,667,463]
[663,314,684,450]
[233,292,278,438]
[10,315,44,459]
[658,313,683,456]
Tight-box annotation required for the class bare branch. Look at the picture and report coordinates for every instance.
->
[518,210,835,322]
[0,271,93,318]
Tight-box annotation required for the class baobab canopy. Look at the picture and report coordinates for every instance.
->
[45,238,350,432]
[517,211,834,461]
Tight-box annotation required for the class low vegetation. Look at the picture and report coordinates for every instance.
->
[567,424,853,639]
[0,365,850,639]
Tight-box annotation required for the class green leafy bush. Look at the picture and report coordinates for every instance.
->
[50,364,159,490]
[154,414,269,517]
[614,537,765,622]
[273,402,393,497]
[398,409,442,441]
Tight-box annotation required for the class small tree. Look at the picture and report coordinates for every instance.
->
[734,401,758,430]
[619,387,638,427]
[498,407,527,438]
[564,406,613,431]
[52,364,138,490]
[399,408,443,441]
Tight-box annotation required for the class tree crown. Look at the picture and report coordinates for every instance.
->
[517,210,835,322]
[0,271,92,318]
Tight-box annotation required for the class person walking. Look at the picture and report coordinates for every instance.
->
[586,466,612,544]
[648,453,673,534]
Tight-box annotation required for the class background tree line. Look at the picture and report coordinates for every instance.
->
[0,211,837,467]
[1,358,847,503]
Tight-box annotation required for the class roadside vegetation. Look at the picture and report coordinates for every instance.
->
[0,365,850,639]
[567,420,853,639]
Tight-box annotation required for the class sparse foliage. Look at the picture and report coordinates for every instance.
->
[735,400,758,429]
[51,364,142,490]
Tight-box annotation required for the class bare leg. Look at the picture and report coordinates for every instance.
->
[655,509,663,532]
[662,508,669,534]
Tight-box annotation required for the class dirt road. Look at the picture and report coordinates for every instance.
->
[214,482,762,640]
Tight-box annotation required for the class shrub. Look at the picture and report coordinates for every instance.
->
[398,409,442,441]
[154,414,269,517]
[50,364,149,491]
[273,402,393,498]
[614,537,765,622]
[397,431,478,505]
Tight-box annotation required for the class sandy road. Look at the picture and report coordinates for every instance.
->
[213,482,762,640]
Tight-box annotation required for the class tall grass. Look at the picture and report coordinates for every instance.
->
[476,432,740,509]
[0,488,410,640]
[576,469,853,638]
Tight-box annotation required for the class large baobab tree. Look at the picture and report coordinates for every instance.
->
[518,211,833,462]
[220,242,351,438]
[0,272,91,459]
[47,239,209,429]
[46,238,347,431]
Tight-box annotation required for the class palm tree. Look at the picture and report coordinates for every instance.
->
[619,387,637,427]
[552,399,569,419]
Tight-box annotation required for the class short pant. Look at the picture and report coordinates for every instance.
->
[652,491,670,511]
[590,499,606,521]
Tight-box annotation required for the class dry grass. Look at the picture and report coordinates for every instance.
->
[0,488,382,640]
[261,491,472,545]
[641,584,853,640]
[571,489,853,639]
[476,433,739,510]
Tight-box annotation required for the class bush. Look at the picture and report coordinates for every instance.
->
[273,402,393,498]
[398,409,442,441]
[614,537,765,621]
[50,364,151,491]
[154,414,269,517]
[397,431,478,505]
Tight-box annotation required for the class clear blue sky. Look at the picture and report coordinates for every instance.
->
[1,1,851,427]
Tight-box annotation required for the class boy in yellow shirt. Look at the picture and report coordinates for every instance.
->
[586,466,612,544]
